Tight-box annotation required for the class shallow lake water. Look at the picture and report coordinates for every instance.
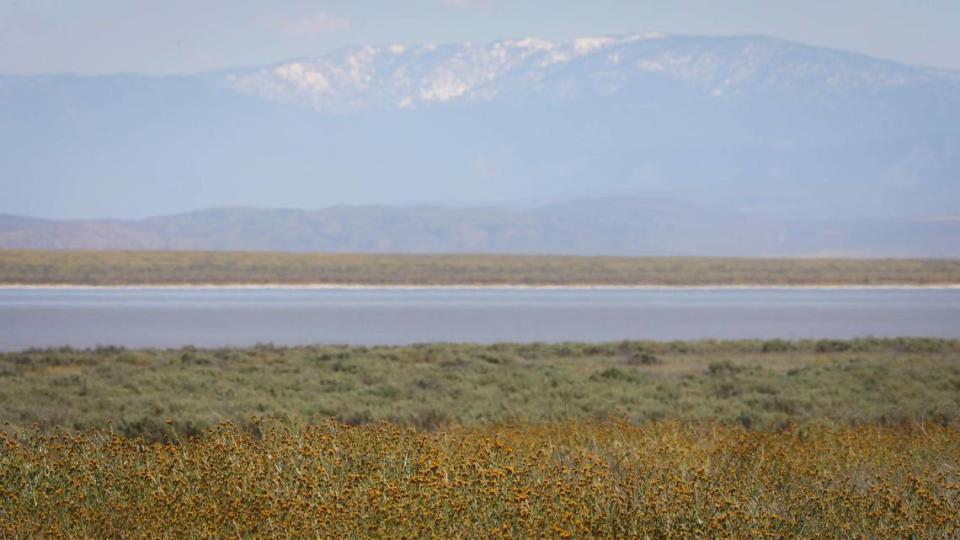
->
[1,287,958,351]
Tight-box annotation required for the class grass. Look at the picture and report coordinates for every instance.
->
[2,249,960,285]
[2,338,958,438]
[2,420,958,538]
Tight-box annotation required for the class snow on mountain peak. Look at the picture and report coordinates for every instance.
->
[574,37,616,55]
[221,33,953,113]
[508,37,556,51]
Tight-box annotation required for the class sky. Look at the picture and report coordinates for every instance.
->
[1,0,959,75]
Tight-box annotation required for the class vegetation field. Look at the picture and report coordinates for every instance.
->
[3,420,958,538]
[2,249,960,286]
[3,338,959,537]
[2,338,958,436]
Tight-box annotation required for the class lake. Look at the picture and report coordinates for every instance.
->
[1,287,958,351]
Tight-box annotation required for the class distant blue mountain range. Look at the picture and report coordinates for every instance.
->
[1,33,958,255]
[1,198,957,257]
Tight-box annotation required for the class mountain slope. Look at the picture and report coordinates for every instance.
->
[1,200,958,257]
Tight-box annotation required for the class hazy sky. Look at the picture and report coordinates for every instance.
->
[1,0,959,75]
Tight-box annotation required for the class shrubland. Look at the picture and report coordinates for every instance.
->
[2,249,960,285]
[3,338,958,537]
[2,338,957,438]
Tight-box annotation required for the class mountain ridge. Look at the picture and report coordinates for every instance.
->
[1,198,958,257]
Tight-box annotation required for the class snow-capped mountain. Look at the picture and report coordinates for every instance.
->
[223,33,959,114]
[2,33,959,243]
[223,34,671,111]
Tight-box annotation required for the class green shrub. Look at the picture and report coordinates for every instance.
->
[815,340,852,353]
[761,339,792,353]
[707,360,743,376]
